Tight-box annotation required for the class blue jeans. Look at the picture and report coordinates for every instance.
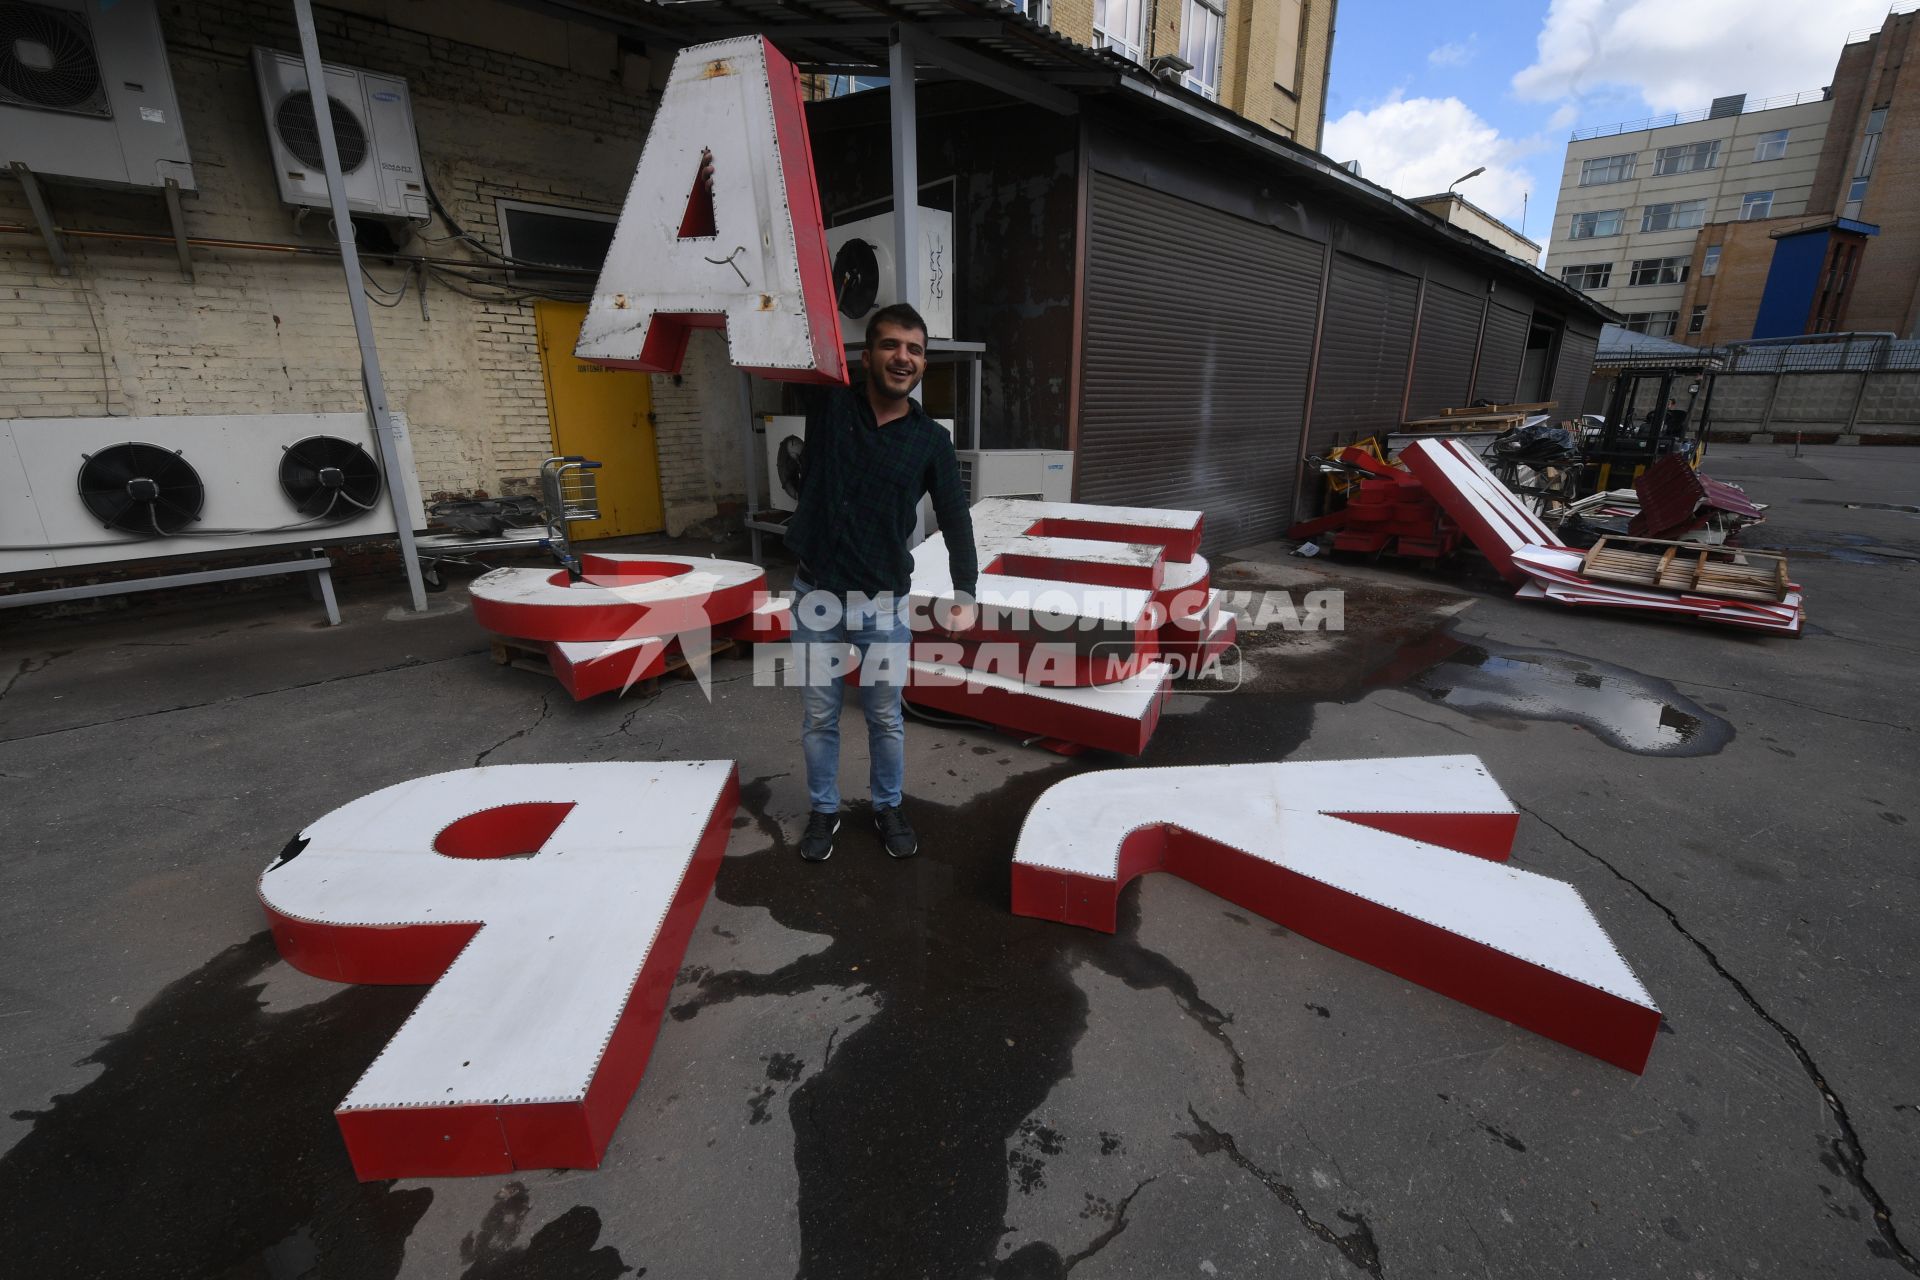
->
[792,580,910,813]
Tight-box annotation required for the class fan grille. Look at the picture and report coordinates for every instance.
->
[0,2,110,117]
[833,238,881,320]
[274,89,369,173]
[279,434,382,518]
[77,442,205,536]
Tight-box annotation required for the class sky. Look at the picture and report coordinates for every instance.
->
[1322,0,1896,260]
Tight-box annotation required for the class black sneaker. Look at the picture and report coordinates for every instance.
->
[873,804,919,859]
[799,811,840,863]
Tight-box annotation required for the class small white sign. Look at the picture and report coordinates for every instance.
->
[139,106,166,123]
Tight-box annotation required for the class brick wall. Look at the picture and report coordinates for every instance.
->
[2,0,745,527]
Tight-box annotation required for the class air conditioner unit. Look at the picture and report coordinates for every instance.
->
[252,47,429,223]
[956,450,1073,504]
[0,0,194,190]
[0,412,427,575]
[763,415,806,513]
[826,208,955,341]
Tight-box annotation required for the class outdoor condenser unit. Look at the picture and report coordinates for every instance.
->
[0,0,195,190]
[825,207,955,341]
[252,47,429,223]
[0,412,427,575]
[763,415,807,513]
[956,450,1073,503]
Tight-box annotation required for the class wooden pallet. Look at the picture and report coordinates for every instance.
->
[1580,536,1790,603]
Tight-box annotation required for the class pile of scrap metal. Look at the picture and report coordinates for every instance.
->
[1398,439,1802,635]
[1553,454,1768,548]
[1288,447,1464,562]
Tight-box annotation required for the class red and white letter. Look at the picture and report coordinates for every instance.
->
[577,36,845,383]
[259,761,739,1179]
[1010,755,1661,1072]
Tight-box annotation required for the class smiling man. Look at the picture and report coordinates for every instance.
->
[783,304,978,864]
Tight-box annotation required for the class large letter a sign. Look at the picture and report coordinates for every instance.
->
[259,762,738,1180]
[578,36,846,384]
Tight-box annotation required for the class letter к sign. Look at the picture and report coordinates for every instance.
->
[1011,756,1662,1073]
[258,762,739,1180]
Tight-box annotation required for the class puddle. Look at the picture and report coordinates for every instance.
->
[1386,636,1731,757]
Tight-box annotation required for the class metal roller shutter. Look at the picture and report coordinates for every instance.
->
[1551,327,1600,419]
[1080,173,1322,550]
[1406,282,1481,419]
[1307,253,1417,456]
[1475,301,1529,405]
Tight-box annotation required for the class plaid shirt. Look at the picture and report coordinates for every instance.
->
[784,384,978,599]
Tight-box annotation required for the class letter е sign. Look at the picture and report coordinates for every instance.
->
[577,36,846,384]
[258,762,739,1180]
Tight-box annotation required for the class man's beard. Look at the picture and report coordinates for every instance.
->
[871,367,921,402]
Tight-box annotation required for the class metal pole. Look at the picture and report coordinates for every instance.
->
[888,29,921,314]
[291,0,428,612]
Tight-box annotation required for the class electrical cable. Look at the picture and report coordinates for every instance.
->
[0,490,371,551]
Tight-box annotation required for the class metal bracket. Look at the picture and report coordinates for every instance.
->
[9,163,70,275]
[163,177,194,281]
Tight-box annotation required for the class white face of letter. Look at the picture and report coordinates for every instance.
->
[576,36,845,384]
[258,761,738,1179]
[1011,755,1662,1073]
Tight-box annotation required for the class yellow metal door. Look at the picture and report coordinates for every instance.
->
[535,300,663,538]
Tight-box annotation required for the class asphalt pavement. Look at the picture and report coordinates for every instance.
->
[0,443,1914,1280]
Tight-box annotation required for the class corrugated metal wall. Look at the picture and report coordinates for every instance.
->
[1475,300,1530,405]
[1552,326,1601,419]
[1079,173,1321,552]
[1406,282,1482,418]
[1306,253,1417,456]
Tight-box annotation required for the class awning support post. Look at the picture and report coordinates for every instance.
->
[292,0,428,613]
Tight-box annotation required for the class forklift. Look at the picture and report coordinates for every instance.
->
[1578,359,1717,496]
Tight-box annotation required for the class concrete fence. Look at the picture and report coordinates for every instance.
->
[1703,369,1920,443]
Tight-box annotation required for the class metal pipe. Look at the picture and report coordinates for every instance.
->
[0,222,597,275]
[292,0,428,613]
[888,28,922,316]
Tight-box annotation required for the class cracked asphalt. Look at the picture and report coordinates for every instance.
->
[0,443,1915,1279]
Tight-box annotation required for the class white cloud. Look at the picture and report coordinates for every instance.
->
[1512,0,1887,112]
[1428,39,1475,68]
[1547,103,1580,132]
[1322,95,1539,227]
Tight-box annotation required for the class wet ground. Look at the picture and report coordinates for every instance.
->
[1,444,1917,1279]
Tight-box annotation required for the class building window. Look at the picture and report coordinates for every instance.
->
[1570,209,1626,239]
[1628,256,1691,287]
[1179,0,1226,101]
[1273,0,1303,92]
[1094,0,1148,61]
[1844,107,1887,219]
[495,199,617,285]
[1753,129,1789,162]
[1654,141,1720,175]
[1004,0,1052,21]
[1560,262,1613,290]
[1688,305,1708,335]
[1741,191,1775,220]
[1701,245,1722,276]
[1579,153,1636,186]
[1623,311,1679,337]
[1641,199,1707,233]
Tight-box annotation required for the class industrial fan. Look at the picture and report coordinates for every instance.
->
[774,434,805,506]
[76,442,205,536]
[832,237,882,320]
[278,435,382,518]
